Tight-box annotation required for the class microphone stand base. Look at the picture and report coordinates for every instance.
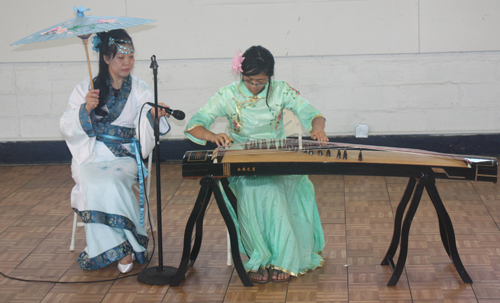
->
[137,266,178,285]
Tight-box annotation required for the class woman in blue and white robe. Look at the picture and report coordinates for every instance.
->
[60,29,170,272]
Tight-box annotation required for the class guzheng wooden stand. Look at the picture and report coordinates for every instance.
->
[170,176,253,286]
[170,172,473,287]
[381,173,472,286]
[172,140,497,287]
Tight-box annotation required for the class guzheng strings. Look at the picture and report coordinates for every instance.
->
[214,139,471,164]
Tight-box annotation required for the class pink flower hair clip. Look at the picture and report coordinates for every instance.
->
[232,50,245,75]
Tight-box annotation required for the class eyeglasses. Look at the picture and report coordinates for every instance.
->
[243,79,268,88]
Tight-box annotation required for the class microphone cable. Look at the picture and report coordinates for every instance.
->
[0,104,158,285]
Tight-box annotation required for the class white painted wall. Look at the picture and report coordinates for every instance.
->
[1,0,499,141]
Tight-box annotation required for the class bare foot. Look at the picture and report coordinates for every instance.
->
[272,269,290,283]
[248,268,269,284]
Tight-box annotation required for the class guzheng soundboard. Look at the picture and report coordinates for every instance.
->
[182,139,498,182]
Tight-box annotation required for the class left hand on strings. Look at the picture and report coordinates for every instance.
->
[150,102,170,118]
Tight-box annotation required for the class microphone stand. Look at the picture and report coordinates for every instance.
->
[138,55,177,285]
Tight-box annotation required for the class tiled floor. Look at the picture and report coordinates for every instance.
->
[1,163,499,302]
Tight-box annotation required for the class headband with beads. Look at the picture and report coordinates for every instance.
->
[108,37,134,54]
[91,35,134,54]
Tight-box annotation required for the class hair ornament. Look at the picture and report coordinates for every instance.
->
[92,35,102,53]
[108,37,134,54]
[232,50,245,75]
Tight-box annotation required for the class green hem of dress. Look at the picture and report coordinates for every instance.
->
[245,255,325,277]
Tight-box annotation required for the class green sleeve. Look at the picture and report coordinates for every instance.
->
[281,82,324,132]
[184,90,228,145]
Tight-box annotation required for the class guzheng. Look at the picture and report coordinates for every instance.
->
[182,139,498,182]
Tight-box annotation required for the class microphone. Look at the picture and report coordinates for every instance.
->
[146,102,185,120]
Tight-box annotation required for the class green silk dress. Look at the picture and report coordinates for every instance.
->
[185,80,325,276]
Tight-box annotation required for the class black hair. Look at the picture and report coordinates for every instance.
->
[241,45,275,106]
[92,29,134,116]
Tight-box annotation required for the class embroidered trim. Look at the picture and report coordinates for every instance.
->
[230,98,243,135]
[98,75,132,123]
[227,81,272,135]
[245,256,324,277]
[77,241,148,271]
[73,208,149,270]
[75,208,148,246]
[79,104,96,136]
[96,126,135,158]
[185,123,206,133]
[269,258,324,277]
[146,111,154,128]
[237,82,265,105]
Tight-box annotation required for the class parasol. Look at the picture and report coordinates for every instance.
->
[11,6,155,89]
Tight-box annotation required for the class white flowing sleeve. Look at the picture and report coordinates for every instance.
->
[134,79,170,158]
[60,79,97,166]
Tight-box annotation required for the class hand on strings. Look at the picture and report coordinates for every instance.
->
[209,133,233,147]
[310,117,328,142]
[150,102,171,118]
[311,129,329,142]
[85,89,100,114]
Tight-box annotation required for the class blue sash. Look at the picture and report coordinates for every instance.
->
[97,133,148,226]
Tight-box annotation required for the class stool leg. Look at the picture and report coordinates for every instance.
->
[70,212,78,251]
[227,230,233,266]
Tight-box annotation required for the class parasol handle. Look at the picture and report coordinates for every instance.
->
[79,35,94,90]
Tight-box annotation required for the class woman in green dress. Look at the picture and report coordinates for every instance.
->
[185,45,328,283]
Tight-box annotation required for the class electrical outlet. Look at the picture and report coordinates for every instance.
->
[355,124,369,138]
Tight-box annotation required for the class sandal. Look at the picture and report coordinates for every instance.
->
[248,268,269,284]
[272,269,291,283]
